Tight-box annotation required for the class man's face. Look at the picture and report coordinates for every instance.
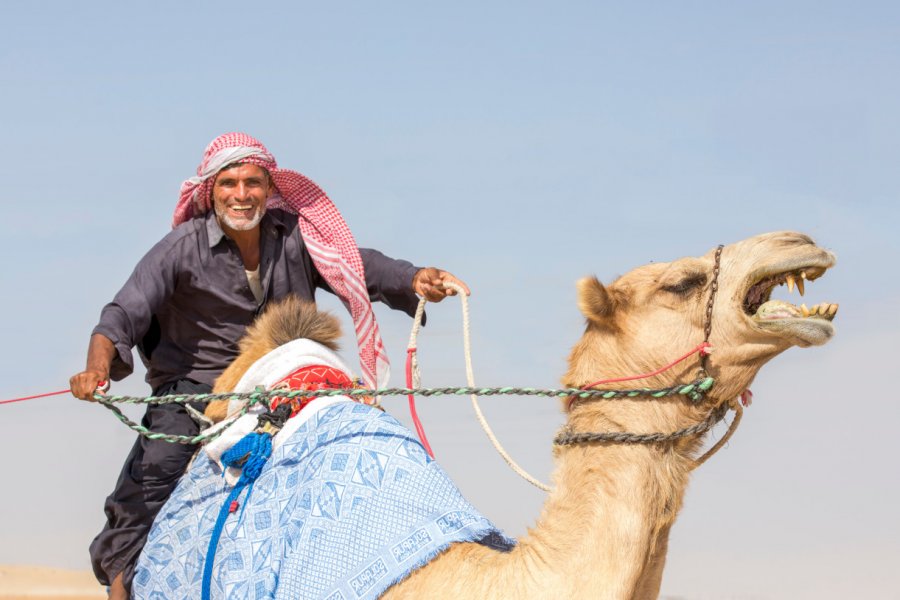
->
[212,163,272,233]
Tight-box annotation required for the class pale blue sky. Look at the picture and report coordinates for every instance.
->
[1,2,898,598]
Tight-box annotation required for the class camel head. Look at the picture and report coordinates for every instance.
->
[565,231,837,405]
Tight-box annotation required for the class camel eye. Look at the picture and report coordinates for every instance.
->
[662,274,707,295]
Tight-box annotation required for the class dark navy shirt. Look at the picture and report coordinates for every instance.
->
[93,209,420,390]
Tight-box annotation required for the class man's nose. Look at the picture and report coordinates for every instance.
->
[234,182,250,200]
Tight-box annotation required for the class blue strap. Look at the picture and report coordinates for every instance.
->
[201,431,273,600]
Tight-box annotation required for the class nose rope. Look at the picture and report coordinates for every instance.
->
[0,389,70,405]
[580,342,712,393]
[405,293,435,459]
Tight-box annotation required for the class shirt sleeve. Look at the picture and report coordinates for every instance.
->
[91,237,181,380]
[359,248,421,318]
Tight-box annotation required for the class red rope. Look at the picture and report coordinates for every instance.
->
[406,347,435,458]
[582,342,712,389]
[0,389,70,405]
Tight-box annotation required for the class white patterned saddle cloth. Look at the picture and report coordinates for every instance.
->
[133,342,513,599]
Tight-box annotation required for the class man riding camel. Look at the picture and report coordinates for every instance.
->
[69,132,467,599]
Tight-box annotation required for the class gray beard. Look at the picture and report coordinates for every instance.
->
[216,205,265,232]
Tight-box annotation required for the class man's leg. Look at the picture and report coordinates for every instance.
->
[89,379,211,595]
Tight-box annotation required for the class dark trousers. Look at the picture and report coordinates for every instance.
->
[89,379,211,590]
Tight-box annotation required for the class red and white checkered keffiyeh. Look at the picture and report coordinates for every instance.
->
[173,132,389,388]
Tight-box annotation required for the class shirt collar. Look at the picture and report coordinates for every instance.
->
[205,210,226,248]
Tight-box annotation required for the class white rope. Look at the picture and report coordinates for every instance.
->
[407,283,552,492]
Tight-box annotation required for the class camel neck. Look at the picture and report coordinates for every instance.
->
[513,443,693,597]
[387,441,696,599]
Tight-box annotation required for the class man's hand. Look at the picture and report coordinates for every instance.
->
[412,268,470,302]
[69,369,109,401]
[70,334,115,401]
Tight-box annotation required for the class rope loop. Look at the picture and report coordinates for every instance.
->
[425,282,553,492]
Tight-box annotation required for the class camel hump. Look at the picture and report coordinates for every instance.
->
[243,295,342,352]
[209,295,344,403]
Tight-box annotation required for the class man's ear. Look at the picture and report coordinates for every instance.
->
[577,276,618,327]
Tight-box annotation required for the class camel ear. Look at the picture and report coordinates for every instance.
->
[577,276,618,325]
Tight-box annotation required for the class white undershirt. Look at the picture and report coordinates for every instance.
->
[245,268,263,304]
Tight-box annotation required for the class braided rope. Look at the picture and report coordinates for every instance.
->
[92,380,714,406]
[97,399,254,445]
[92,381,716,446]
[553,402,730,446]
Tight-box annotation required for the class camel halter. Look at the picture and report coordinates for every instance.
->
[554,244,744,471]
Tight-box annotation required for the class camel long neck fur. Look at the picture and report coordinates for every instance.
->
[387,384,708,600]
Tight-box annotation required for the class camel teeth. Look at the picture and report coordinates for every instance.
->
[796,277,805,296]
[786,275,795,294]
[827,303,838,316]
[800,270,807,280]
[800,303,810,317]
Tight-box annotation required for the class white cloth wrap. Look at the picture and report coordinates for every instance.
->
[186,146,273,202]
[202,338,356,485]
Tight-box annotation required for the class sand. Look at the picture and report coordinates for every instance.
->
[0,566,105,599]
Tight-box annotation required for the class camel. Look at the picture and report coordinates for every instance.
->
[382,230,837,599]
[143,231,837,599]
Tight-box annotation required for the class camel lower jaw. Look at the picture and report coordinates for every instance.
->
[752,316,835,347]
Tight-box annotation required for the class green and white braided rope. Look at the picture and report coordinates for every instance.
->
[93,378,715,445]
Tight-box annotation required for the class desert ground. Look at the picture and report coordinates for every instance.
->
[0,566,104,599]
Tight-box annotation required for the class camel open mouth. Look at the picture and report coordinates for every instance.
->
[741,257,838,346]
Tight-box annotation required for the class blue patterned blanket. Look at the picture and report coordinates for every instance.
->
[133,401,513,599]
